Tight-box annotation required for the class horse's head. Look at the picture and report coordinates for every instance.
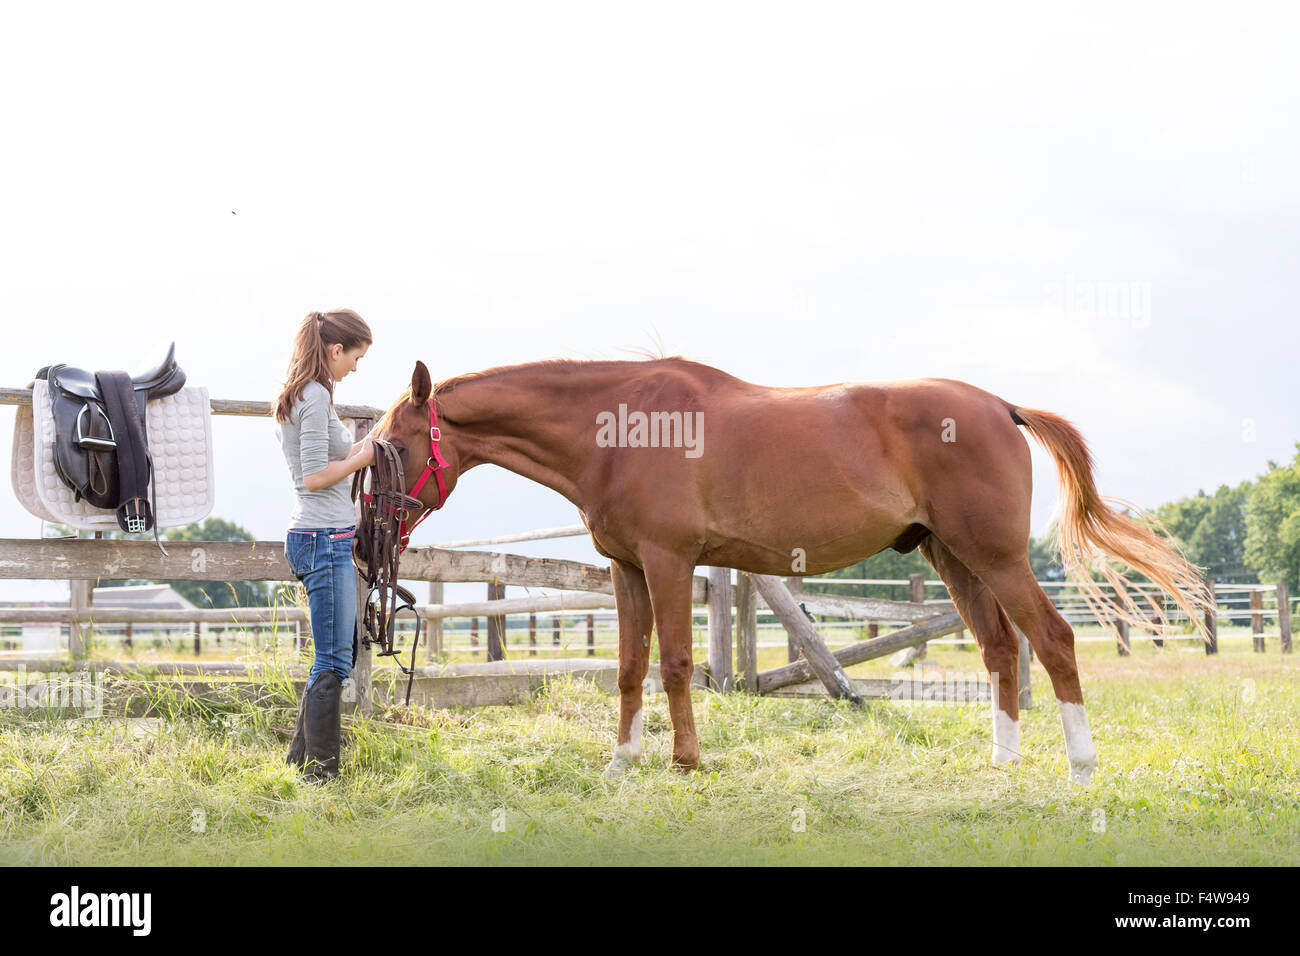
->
[368,360,464,543]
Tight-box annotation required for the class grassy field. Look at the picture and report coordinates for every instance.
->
[1,635,1296,866]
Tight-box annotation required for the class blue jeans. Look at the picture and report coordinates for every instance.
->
[284,527,358,690]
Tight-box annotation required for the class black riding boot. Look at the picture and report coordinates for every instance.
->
[286,691,308,768]
[302,671,342,782]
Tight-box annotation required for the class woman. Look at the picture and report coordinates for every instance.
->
[273,308,376,781]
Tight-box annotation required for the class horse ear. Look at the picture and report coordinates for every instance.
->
[410,361,432,404]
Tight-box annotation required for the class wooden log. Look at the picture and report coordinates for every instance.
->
[398,547,709,602]
[0,606,306,624]
[1204,595,1218,656]
[1018,630,1032,711]
[784,575,802,662]
[1278,582,1292,654]
[735,572,758,694]
[707,567,733,692]
[756,609,965,694]
[890,573,929,667]
[409,592,615,620]
[487,581,506,661]
[767,675,992,702]
[1251,588,1264,653]
[0,537,710,601]
[68,580,92,660]
[0,538,299,582]
[0,388,384,420]
[0,659,312,675]
[435,525,589,548]
[349,417,374,716]
[751,574,862,704]
[752,591,951,623]
[426,582,443,660]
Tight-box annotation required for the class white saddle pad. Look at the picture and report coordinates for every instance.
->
[11,381,215,532]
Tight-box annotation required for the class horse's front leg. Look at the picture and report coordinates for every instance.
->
[637,547,700,771]
[603,557,654,777]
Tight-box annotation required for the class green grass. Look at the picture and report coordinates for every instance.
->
[1,639,1296,865]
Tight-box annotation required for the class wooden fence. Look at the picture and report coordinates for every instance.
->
[1,385,1291,716]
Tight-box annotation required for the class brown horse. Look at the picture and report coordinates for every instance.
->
[373,357,1210,785]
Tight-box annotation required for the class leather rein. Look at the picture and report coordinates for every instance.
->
[350,397,452,706]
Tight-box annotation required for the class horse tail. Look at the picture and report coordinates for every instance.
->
[1006,403,1213,636]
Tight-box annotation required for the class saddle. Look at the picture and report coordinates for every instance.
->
[34,343,186,551]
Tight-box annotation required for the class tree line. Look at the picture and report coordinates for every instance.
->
[811,444,1300,599]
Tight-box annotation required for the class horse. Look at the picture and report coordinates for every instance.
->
[371,356,1210,785]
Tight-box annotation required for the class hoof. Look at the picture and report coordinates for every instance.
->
[991,746,1021,767]
[1068,757,1098,787]
[603,755,635,779]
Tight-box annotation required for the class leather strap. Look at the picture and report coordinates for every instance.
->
[398,397,450,552]
[351,438,424,704]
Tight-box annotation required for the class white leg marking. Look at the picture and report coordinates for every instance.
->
[603,708,643,777]
[991,708,1021,766]
[1057,699,1098,786]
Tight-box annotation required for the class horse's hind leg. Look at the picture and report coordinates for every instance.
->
[972,557,1099,785]
[604,557,654,777]
[919,536,1022,767]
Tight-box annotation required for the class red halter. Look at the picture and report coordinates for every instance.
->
[364,396,450,554]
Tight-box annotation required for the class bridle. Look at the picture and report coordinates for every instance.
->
[396,395,451,553]
[350,395,453,705]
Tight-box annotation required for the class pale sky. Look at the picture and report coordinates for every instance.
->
[2,2,1297,604]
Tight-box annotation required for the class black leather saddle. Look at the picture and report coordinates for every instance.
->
[34,343,186,552]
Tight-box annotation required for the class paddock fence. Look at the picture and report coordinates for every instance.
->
[0,386,1291,717]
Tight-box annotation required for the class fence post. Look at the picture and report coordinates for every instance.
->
[784,575,802,662]
[707,567,733,692]
[586,613,595,657]
[1115,618,1130,657]
[1018,630,1032,711]
[69,579,92,661]
[735,572,758,693]
[1204,578,1218,655]
[426,581,443,660]
[552,615,561,647]
[487,581,506,661]
[891,573,928,667]
[348,416,374,715]
[529,613,537,657]
[1278,582,1292,654]
[1251,588,1264,653]
[470,617,479,655]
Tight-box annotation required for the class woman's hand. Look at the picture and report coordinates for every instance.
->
[303,437,378,492]
[351,435,377,470]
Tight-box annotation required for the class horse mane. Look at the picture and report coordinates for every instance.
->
[375,354,722,434]
[434,354,703,395]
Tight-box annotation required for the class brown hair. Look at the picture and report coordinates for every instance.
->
[273,309,373,424]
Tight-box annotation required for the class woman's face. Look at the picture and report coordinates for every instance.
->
[328,342,369,382]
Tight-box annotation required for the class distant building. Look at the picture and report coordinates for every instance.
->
[0,586,198,654]
[89,584,197,611]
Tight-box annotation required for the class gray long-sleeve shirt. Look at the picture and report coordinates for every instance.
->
[275,381,357,529]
